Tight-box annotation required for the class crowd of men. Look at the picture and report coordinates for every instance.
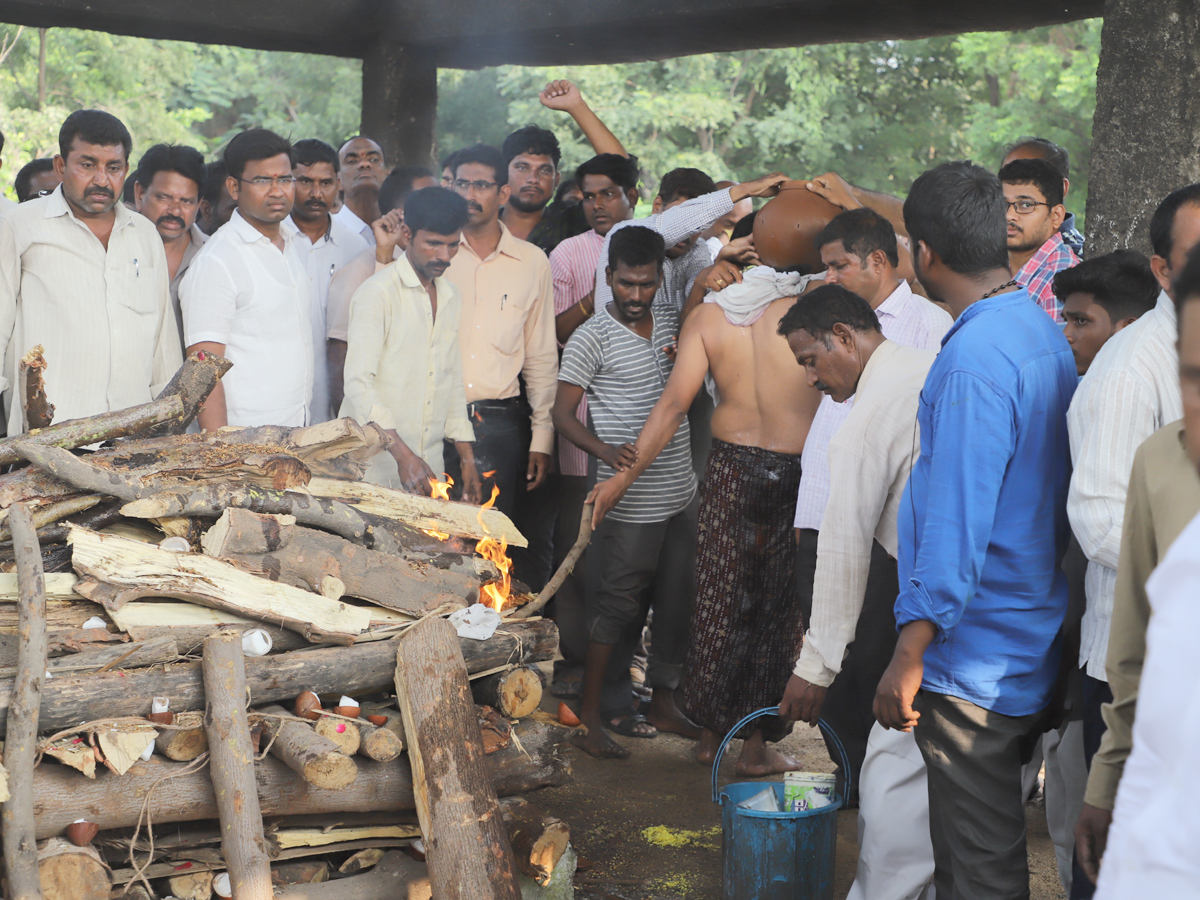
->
[0,78,1196,898]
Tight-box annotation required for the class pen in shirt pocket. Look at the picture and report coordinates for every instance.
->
[134,258,139,278]
[501,293,507,310]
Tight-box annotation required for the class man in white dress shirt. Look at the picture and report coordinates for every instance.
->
[180,128,312,428]
[332,136,386,244]
[287,139,369,423]
[0,110,182,435]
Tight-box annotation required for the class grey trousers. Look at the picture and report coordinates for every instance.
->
[913,690,1041,900]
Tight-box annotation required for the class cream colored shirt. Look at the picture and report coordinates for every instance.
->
[0,186,183,434]
[327,245,398,343]
[446,222,557,456]
[167,223,208,351]
[793,341,936,687]
[340,252,474,482]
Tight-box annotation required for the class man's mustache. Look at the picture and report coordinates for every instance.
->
[87,187,114,198]
[468,203,483,214]
[303,199,329,211]
[156,214,186,229]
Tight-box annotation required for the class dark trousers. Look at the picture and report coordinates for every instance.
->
[1069,673,1114,900]
[443,399,555,591]
[585,498,698,713]
[551,474,590,682]
[914,689,1042,900]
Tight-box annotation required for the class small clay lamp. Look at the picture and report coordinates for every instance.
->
[752,180,842,271]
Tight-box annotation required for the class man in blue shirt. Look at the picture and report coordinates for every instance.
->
[874,161,1078,899]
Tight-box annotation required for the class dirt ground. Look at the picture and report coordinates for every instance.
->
[529,680,1067,900]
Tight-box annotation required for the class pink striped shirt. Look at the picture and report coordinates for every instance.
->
[550,229,606,477]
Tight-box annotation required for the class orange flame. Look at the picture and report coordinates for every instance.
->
[475,485,513,611]
[429,473,454,501]
[423,529,450,541]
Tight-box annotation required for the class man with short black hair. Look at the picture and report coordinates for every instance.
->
[341,186,480,502]
[198,160,235,235]
[1056,250,1160,375]
[333,135,386,243]
[14,158,60,203]
[134,142,208,343]
[999,157,1080,321]
[181,128,312,428]
[1001,137,1084,255]
[0,109,182,434]
[874,160,1077,900]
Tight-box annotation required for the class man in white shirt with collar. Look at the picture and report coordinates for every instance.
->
[0,110,182,435]
[181,128,313,429]
[287,139,369,423]
[792,208,951,800]
[332,136,386,245]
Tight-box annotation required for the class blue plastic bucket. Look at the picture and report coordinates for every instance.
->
[711,707,849,900]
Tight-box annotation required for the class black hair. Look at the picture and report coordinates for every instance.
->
[440,150,461,172]
[658,168,715,204]
[730,210,757,242]
[998,158,1064,208]
[123,176,138,204]
[292,138,339,173]
[777,284,882,343]
[1053,250,1159,324]
[555,178,580,205]
[1149,183,1200,260]
[502,125,561,168]
[575,153,640,194]
[0,126,4,156]
[1173,241,1200,325]
[404,186,469,237]
[1002,137,1070,180]
[134,143,206,193]
[200,160,228,205]
[452,144,507,186]
[223,128,293,181]
[903,161,1009,276]
[15,158,54,202]
[58,109,132,161]
[608,225,665,271]
[339,135,385,165]
[378,166,436,216]
[815,208,900,268]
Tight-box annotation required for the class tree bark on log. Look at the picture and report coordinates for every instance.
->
[0,398,185,468]
[470,667,543,719]
[276,851,430,900]
[1,502,47,900]
[256,705,358,790]
[356,719,403,762]
[0,619,557,738]
[499,797,570,886]
[19,345,55,431]
[202,630,273,900]
[395,617,521,900]
[31,718,572,839]
[144,349,233,438]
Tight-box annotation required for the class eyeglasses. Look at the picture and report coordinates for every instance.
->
[453,179,498,192]
[1005,199,1051,215]
[239,175,296,187]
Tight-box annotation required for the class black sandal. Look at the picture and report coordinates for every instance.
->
[602,707,658,739]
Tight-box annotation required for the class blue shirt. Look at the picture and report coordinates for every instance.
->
[894,288,1077,716]
[1060,212,1084,256]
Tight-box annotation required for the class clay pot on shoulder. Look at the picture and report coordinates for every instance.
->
[753,181,842,271]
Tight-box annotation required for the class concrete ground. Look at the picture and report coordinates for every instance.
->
[530,688,1067,900]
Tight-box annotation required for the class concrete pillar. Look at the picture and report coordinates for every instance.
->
[360,41,438,169]
[1085,0,1200,256]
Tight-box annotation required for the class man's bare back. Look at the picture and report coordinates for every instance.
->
[690,297,821,455]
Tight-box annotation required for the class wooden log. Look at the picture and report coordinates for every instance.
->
[0,494,99,544]
[2,502,48,900]
[37,837,108,900]
[104,600,312,654]
[67,525,372,644]
[0,397,185,468]
[338,848,386,875]
[31,717,572,839]
[0,636,178,680]
[313,714,361,756]
[359,706,406,746]
[168,870,214,900]
[395,617,521,900]
[202,629,272,900]
[0,619,558,738]
[271,860,329,886]
[478,706,513,755]
[276,851,430,900]
[0,502,123,561]
[144,348,233,437]
[19,345,55,431]
[499,798,570,886]
[514,501,593,619]
[470,666,543,719]
[0,753,9,802]
[356,719,403,762]
[256,705,357,789]
[156,710,208,761]
[204,510,474,615]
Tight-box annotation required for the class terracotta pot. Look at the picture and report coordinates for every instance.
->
[146,711,174,726]
[365,714,389,727]
[333,706,360,719]
[294,690,322,721]
[66,820,100,846]
[752,181,842,271]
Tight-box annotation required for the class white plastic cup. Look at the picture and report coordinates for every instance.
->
[241,629,272,657]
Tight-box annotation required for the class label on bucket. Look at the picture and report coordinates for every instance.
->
[783,772,836,811]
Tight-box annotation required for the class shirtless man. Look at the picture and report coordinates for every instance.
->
[591,265,823,774]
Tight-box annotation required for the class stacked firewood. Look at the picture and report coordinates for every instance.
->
[0,350,578,900]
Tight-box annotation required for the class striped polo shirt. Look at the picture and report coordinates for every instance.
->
[559,302,696,524]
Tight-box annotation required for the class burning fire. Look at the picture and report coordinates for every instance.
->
[476,485,514,611]
[423,529,450,541]
[428,474,454,501]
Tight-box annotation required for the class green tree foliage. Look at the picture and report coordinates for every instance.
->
[0,21,1098,217]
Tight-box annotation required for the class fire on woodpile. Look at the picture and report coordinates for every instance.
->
[0,349,584,900]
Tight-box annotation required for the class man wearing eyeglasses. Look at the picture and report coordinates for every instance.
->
[446,144,558,588]
[180,128,313,429]
[287,139,369,422]
[333,136,387,244]
[1000,158,1081,323]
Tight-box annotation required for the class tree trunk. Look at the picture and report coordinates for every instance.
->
[202,630,273,900]
[313,714,361,756]
[470,667,543,719]
[167,871,214,900]
[36,838,108,900]
[256,705,358,789]
[155,709,208,761]
[499,798,570,886]
[0,619,557,738]
[31,718,572,839]
[1,503,47,900]
[276,850,430,900]
[19,345,54,431]
[144,349,233,438]
[356,719,403,762]
[0,397,184,468]
[395,617,521,900]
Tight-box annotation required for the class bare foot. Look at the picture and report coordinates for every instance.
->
[694,728,720,765]
[735,745,802,777]
[646,693,702,739]
[570,728,631,760]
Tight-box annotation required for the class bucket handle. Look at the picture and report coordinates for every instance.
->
[710,706,851,805]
